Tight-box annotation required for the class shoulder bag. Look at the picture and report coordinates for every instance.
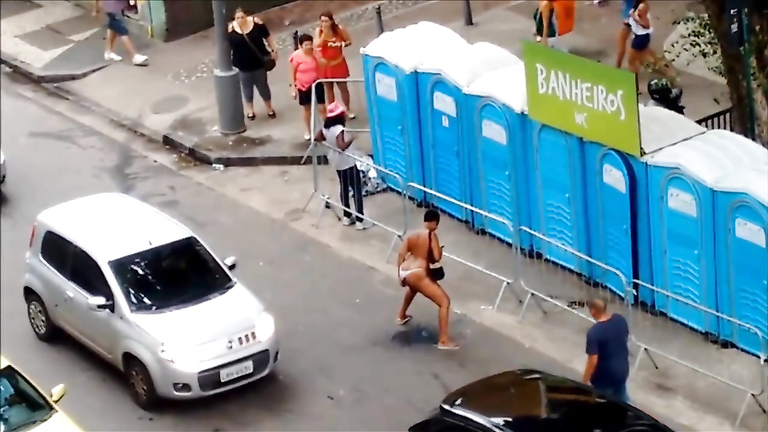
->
[427,231,445,282]
[242,18,276,72]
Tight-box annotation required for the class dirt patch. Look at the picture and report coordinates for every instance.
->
[257,0,379,35]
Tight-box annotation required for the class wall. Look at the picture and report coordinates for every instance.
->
[163,0,297,41]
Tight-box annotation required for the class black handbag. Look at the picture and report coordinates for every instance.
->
[427,232,445,282]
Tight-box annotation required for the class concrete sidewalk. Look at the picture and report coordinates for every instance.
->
[16,0,730,167]
[0,0,155,83]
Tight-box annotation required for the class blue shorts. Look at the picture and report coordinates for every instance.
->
[631,33,651,51]
[107,12,129,37]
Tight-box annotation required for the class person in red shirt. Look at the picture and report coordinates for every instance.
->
[315,11,356,119]
[290,33,326,140]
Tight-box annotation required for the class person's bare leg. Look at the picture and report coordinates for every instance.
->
[338,82,352,113]
[302,106,312,136]
[106,29,117,52]
[615,26,631,68]
[119,35,139,57]
[416,278,457,348]
[323,82,336,105]
[398,287,418,322]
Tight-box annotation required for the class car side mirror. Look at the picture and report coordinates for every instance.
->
[87,296,112,312]
[50,384,66,403]
[224,256,237,271]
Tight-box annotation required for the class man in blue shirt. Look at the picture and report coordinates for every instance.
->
[582,297,631,402]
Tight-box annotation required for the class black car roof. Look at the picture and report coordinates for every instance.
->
[439,369,674,432]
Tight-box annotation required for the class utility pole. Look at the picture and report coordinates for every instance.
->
[211,0,246,135]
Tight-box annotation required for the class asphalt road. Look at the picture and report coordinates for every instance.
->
[0,72,576,431]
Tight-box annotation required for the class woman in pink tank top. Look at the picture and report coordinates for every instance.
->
[290,33,326,140]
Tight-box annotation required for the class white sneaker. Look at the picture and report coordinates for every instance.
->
[304,133,311,141]
[356,219,374,230]
[341,217,355,226]
[132,54,148,66]
[104,51,122,61]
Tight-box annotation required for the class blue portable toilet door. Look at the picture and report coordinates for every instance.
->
[371,65,407,189]
[595,150,634,298]
[660,176,709,331]
[427,79,464,219]
[726,203,768,355]
[535,125,579,270]
[477,103,516,243]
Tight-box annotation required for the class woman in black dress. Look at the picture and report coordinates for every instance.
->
[228,7,277,120]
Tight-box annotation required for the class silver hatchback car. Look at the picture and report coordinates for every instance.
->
[23,193,279,410]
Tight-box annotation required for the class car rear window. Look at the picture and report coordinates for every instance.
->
[39,232,72,275]
[108,237,234,312]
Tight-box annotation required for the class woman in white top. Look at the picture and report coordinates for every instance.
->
[627,0,677,87]
[315,102,373,230]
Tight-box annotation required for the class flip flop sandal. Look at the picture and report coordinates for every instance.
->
[246,113,256,121]
[436,343,460,350]
[396,315,412,325]
[348,112,356,119]
[267,111,277,119]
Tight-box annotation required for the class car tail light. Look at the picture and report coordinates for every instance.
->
[29,223,36,248]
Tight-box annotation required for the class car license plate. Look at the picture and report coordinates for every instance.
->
[219,361,254,383]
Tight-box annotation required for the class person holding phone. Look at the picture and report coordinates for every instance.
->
[396,210,458,350]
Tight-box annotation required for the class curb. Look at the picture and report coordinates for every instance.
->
[32,79,331,168]
[0,51,107,84]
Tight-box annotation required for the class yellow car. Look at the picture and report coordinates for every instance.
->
[1,356,81,432]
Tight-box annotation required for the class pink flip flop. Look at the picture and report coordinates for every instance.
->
[396,315,412,325]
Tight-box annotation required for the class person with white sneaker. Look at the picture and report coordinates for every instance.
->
[315,102,373,230]
[93,0,148,66]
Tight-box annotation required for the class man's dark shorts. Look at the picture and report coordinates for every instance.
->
[107,12,129,37]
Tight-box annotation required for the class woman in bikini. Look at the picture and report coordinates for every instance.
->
[315,11,356,119]
[396,210,458,350]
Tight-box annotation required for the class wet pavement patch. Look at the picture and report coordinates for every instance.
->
[390,323,441,347]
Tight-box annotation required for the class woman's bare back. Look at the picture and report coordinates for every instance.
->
[400,230,432,271]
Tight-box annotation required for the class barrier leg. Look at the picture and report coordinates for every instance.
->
[643,347,660,370]
[385,235,400,262]
[300,144,314,165]
[632,346,646,375]
[492,281,510,310]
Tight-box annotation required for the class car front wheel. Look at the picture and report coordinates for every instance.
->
[125,358,160,411]
[26,293,56,342]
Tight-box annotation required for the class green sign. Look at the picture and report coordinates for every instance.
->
[522,41,641,157]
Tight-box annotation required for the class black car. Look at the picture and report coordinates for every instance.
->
[409,369,675,432]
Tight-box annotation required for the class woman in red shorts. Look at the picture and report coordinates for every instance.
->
[314,11,356,119]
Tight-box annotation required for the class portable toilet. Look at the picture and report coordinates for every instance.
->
[361,23,466,203]
[645,131,766,334]
[526,121,590,273]
[462,62,533,250]
[713,145,768,357]
[417,41,520,222]
[584,106,706,301]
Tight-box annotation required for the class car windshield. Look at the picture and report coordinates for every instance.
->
[109,236,234,312]
[0,365,56,432]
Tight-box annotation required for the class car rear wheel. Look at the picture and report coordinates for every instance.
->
[125,358,160,411]
[26,294,56,342]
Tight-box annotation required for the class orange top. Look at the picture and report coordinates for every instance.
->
[552,0,576,36]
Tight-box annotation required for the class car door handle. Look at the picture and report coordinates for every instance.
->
[65,291,74,298]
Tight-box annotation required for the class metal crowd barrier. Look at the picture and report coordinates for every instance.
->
[515,226,634,323]
[299,75,766,428]
[300,78,368,165]
[404,182,524,310]
[301,78,407,261]
[631,280,767,428]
